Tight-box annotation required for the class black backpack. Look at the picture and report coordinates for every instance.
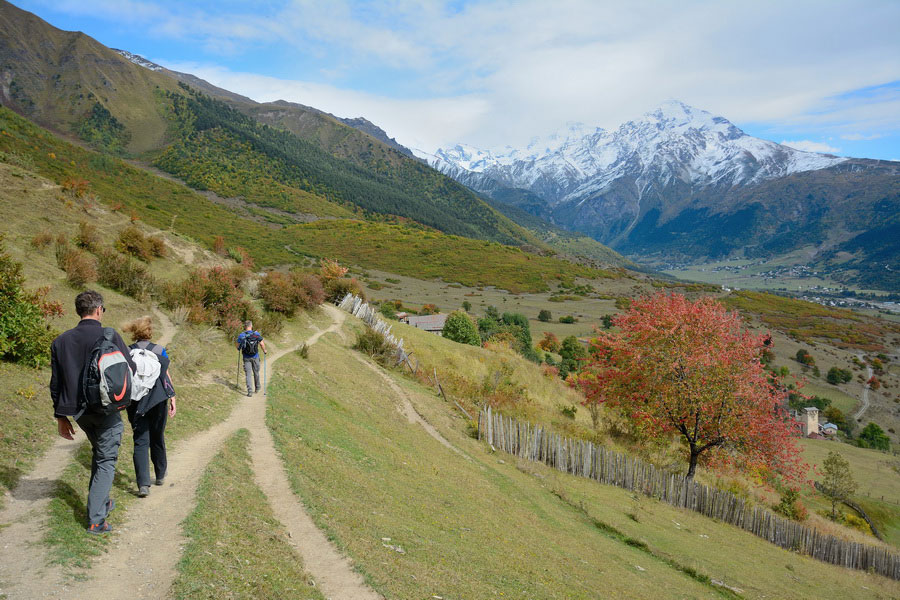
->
[82,328,134,415]
[240,331,262,357]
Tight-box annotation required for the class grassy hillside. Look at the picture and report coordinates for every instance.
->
[722,290,900,351]
[154,87,541,247]
[0,0,180,153]
[0,106,618,293]
[1,142,898,595]
[266,331,899,598]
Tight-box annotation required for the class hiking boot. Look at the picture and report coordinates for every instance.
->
[247,391,252,397]
[154,475,165,486]
[106,498,116,514]
[138,486,150,497]
[87,521,111,535]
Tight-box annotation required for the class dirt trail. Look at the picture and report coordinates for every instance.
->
[352,354,459,454]
[853,355,874,422]
[0,306,368,600]
[151,306,176,347]
[246,310,382,600]
[0,307,177,598]
[0,436,81,597]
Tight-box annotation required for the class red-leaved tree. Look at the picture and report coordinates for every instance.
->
[578,292,804,482]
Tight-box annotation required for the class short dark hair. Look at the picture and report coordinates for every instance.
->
[75,290,104,317]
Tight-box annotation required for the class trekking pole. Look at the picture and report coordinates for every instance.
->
[236,351,241,391]
[263,352,267,396]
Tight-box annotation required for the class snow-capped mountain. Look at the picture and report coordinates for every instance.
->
[416,100,860,253]
[419,100,845,207]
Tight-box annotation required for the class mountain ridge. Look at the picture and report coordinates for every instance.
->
[419,101,899,290]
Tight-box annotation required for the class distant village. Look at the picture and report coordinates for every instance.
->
[665,259,899,315]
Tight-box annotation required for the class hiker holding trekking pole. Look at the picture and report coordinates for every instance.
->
[236,321,266,397]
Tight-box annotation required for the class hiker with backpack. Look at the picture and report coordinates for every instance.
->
[123,316,176,498]
[50,290,135,535]
[236,321,266,396]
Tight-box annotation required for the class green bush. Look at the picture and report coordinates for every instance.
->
[827,366,853,385]
[856,423,890,451]
[353,326,392,364]
[0,235,61,366]
[379,302,397,320]
[442,310,481,346]
[537,309,552,322]
[772,488,808,521]
[559,315,576,324]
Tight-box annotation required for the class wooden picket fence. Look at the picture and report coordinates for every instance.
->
[478,407,900,580]
[337,293,406,356]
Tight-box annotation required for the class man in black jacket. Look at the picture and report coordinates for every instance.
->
[50,290,135,534]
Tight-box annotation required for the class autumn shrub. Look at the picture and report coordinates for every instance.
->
[420,303,439,315]
[537,331,560,353]
[258,271,325,316]
[116,225,152,261]
[147,236,167,258]
[96,249,157,300]
[162,266,257,331]
[30,231,53,250]
[258,272,297,315]
[297,273,325,306]
[324,277,364,302]
[55,240,96,287]
[75,221,99,251]
[319,258,348,283]
[61,177,90,198]
[0,235,63,366]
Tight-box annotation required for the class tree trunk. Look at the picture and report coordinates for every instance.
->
[686,446,700,479]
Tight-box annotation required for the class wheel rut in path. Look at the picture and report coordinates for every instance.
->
[1,306,363,600]
[0,306,177,598]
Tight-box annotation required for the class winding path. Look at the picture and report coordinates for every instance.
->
[1,305,384,600]
[853,358,874,422]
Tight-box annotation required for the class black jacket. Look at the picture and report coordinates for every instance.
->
[49,319,135,418]
[128,340,176,417]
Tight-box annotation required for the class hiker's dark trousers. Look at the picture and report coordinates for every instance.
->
[243,356,260,393]
[75,411,123,525]
[129,400,169,487]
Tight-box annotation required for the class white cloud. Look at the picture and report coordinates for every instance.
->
[780,140,840,154]
[840,133,884,141]
[39,0,900,152]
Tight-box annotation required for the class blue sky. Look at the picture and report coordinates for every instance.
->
[13,0,900,158]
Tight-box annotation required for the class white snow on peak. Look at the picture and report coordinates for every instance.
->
[113,49,164,72]
[424,101,847,204]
